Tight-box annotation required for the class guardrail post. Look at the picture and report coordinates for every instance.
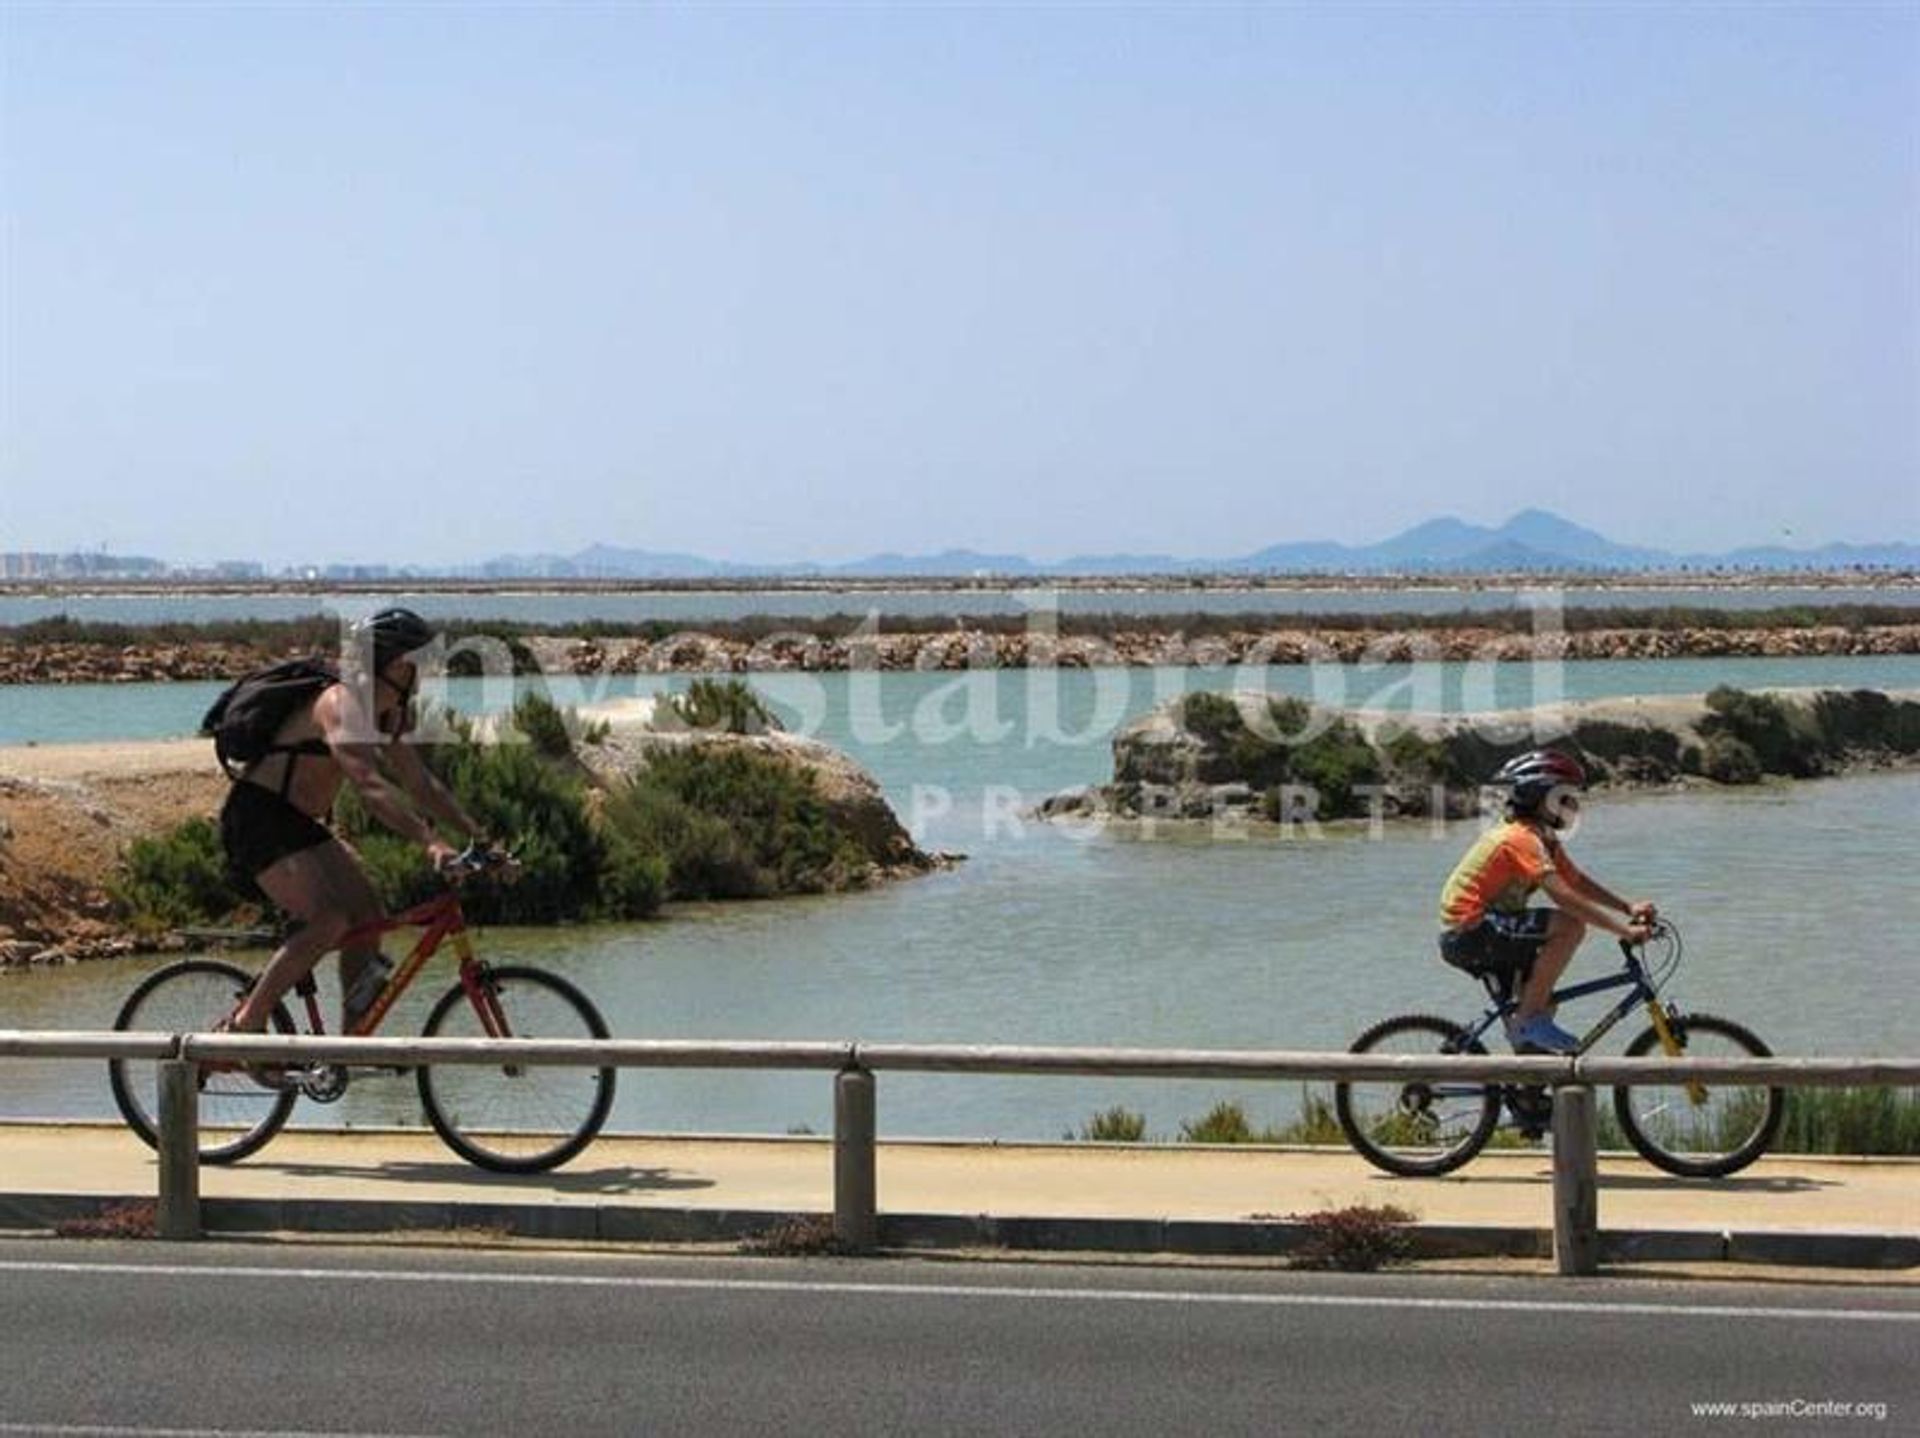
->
[834,1065,877,1254]
[1551,1083,1598,1276]
[156,1058,201,1241]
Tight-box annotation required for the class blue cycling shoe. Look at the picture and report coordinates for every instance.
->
[1508,1014,1581,1055]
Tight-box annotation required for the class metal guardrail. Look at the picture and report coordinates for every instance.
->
[5,1030,1918,1275]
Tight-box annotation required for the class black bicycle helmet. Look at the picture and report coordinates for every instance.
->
[353,606,438,669]
[1492,748,1587,815]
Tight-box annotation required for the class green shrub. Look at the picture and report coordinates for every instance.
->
[1179,691,1248,746]
[113,712,880,933]
[1700,687,1828,778]
[1074,1106,1148,1142]
[348,830,438,912]
[1811,690,1920,757]
[112,818,249,936]
[1287,718,1382,817]
[336,737,608,924]
[1271,1091,1345,1145]
[602,744,867,900]
[1701,732,1763,785]
[1180,693,1383,806]
[509,691,577,759]
[598,832,670,919]
[1179,1100,1283,1144]
[603,782,763,899]
[1772,1088,1920,1156]
[1569,720,1684,779]
[1382,729,1463,785]
[671,678,782,735]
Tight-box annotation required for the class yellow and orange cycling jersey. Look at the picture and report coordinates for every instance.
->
[1438,819,1586,930]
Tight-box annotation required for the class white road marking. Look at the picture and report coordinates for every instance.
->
[0,1259,1915,1323]
[0,1427,440,1438]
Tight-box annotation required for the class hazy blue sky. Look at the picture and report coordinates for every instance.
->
[2,4,1914,568]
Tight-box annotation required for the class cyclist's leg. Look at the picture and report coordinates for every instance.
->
[328,837,391,1031]
[232,839,376,1030]
[1513,908,1584,1024]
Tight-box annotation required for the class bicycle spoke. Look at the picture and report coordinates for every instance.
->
[418,967,614,1173]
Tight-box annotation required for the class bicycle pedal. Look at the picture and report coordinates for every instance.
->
[299,1065,350,1103]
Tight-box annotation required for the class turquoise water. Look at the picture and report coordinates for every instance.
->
[5,654,1919,752]
[2,654,1917,1138]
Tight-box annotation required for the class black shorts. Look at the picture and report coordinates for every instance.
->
[220,781,334,883]
[1438,909,1553,978]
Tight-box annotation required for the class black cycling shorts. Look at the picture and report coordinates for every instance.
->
[1438,908,1553,978]
[220,781,334,883]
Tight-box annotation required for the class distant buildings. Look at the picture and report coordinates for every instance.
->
[0,552,272,581]
[0,551,170,580]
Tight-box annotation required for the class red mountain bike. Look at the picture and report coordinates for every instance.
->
[108,848,615,1173]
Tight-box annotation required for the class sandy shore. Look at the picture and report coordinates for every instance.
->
[0,737,208,783]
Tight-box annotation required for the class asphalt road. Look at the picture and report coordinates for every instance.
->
[1,1240,1915,1438]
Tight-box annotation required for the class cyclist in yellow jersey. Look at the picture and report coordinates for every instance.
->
[1437,749,1656,1054]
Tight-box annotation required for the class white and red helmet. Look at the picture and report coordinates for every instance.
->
[1492,749,1587,815]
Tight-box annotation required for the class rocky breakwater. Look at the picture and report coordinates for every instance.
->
[0,640,286,684]
[1035,686,1920,829]
[544,623,1920,674]
[8,619,1918,684]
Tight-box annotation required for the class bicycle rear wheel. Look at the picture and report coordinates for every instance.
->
[417,965,615,1173]
[1335,1014,1500,1177]
[107,959,298,1165]
[1612,1012,1783,1178]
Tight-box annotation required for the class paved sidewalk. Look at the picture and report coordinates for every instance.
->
[2,1121,1914,1267]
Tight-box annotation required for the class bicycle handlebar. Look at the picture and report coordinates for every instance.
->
[1617,916,1675,956]
[439,842,519,882]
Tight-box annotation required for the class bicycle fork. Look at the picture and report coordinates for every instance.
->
[456,945,526,1078]
[1645,1000,1710,1105]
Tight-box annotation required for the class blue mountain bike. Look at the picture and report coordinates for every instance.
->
[1335,921,1784,1179]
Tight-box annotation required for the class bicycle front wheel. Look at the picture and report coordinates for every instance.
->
[1613,1012,1783,1179]
[417,965,616,1173]
[1335,1014,1500,1177]
[107,959,298,1165]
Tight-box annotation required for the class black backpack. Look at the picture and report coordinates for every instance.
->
[200,657,338,780]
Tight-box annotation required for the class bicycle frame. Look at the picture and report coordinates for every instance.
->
[1457,950,1664,1057]
[1449,944,1705,1105]
[278,889,511,1043]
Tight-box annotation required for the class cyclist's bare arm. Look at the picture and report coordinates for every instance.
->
[1541,872,1647,940]
[315,687,454,861]
[1561,869,1658,924]
[384,737,485,845]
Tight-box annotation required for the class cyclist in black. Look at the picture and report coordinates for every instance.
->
[220,607,485,1033]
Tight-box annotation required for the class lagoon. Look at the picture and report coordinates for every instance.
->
[2,653,1917,1139]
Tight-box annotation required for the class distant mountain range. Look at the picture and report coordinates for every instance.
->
[474,510,1920,580]
[10,510,1915,583]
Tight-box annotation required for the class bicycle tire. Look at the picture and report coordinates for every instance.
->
[1335,1013,1501,1177]
[1612,1012,1783,1179]
[417,965,616,1173]
[107,958,299,1165]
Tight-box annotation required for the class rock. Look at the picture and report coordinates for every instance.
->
[1040,686,1920,829]
[573,705,933,873]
